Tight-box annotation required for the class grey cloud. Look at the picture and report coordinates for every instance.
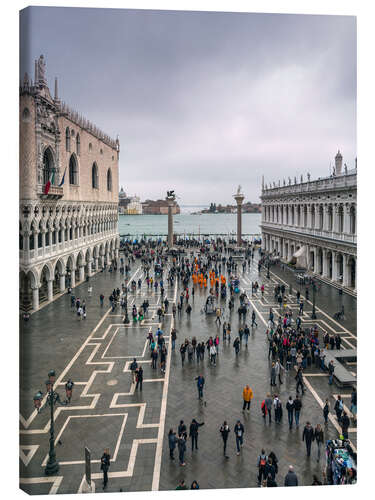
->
[21,7,356,205]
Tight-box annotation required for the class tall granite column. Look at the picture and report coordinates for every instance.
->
[234,191,245,246]
[167,202,173,247]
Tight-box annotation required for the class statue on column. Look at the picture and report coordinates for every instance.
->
[37,55,46,83]
[236,185,242,195]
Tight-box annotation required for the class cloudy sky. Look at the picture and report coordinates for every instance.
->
[20,7,356,205]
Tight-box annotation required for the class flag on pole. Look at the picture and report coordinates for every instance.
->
[44,170,55,195]
[58,167,67,187]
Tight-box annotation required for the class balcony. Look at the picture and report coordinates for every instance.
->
[37,185,64,200]
[261,221,357,245]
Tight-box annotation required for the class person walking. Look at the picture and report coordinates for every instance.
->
[210,344,217,366]
[257,449,268,485]
[195,375,205,400]
[180,344,186,366]
[233,337,240,356]
[189,419,204,451]
[135,366,143,391]
[286,396,294,430]
[100,448,110,490]
[295,367,305,394]
[328,360,335,385]
[171,328,177,350]
[341,411,350,439]
[177,434,187,466]
[130,358,138,384]
[220,421,230,458]
[168,429,177,460]
[302,421,314,457]
[234,420,245,455]
[284,465,298,486]
[293,395,302,428]
[323,398,330,425]
[265,393,273,424]
[251,310,258,328]
[242,384,254,412]
[275,359,284,385]
[334,395,344,423]
[270,363,276,387]
[274,395,282,424]
[314,423,324,462]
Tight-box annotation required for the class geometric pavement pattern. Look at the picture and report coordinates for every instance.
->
[19,251,357,493]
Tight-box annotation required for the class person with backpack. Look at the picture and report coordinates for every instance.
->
[265,457,276,483]
[234,420,245,455]
[302,421,315,457]
[130,358,138,384]
[219,421,230,458]
[257,449,268,485]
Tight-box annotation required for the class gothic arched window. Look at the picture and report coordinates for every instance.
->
[69,154,78,185]
[43,148,54,185]
[92,163,99,189]
[65,127,70,151]
[107,169,112,191]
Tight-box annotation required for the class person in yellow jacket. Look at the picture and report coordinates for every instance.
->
[242,384,254,412]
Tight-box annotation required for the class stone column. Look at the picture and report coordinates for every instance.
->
[47,279,53,302]
[306,205,312,229]
[59,273,66,292]
[79,265,85,282]
[343,205,350,234]
[234,191,245,246]
[333,206,339,233]
[322,249,328,277]
[32,286,39,311]
[95,257,99,271]
[342,254,350,287]
[332,251,338,281]
[288,240,293,261]
[167,200,174,247]
[87,259,93,277]
[306,244,310,270]
[70,269,76,288]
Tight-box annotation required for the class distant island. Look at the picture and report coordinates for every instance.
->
[193,202,261,214]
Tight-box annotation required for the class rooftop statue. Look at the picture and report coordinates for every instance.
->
[236,185,242,195]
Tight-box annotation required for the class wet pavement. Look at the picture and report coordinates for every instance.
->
[19,249,357,494]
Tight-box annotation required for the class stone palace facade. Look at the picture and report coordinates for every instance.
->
[260,151,357,293]
[20,55,120,312]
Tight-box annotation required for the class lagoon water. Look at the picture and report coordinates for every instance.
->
[119,211,262,238]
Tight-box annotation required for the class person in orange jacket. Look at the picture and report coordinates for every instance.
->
[242,384,254,412]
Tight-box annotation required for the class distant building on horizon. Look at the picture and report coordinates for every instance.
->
[118,187,143,214]
[142,199,180,215]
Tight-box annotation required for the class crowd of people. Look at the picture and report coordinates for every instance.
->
[92,237,356,489]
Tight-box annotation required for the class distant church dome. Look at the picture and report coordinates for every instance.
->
[119,186,127,198]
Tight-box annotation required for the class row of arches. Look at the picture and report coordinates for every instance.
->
[20,214,118,251]
[263,202,356,235]
[20,238,119,311]
[42,147,113,191]
[263,233,356,289]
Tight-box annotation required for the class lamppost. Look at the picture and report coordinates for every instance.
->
[311,282,317,319]
[33,370,74,475]
[123,286,130,324]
